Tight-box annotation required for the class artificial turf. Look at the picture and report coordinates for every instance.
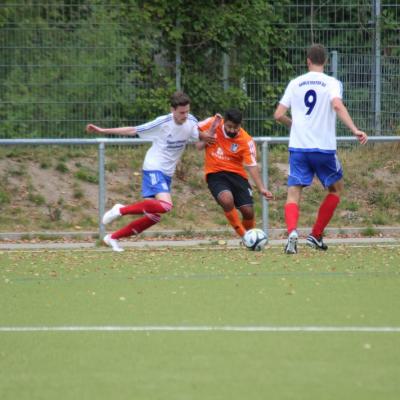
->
[1,245,399,399]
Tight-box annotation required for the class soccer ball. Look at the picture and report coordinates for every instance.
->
[242,228,268,251]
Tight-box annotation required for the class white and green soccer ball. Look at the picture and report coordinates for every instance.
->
[242,228,268,251]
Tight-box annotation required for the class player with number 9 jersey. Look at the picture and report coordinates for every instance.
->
[279,71,342,153]
[274,44,368,255]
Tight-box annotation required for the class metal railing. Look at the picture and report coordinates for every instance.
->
[1,136,399,241]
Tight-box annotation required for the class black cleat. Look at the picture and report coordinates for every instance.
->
[306,234,328,251]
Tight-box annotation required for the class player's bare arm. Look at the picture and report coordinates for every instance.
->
[273,104,292,128]
[331,98,368,144]
[246,165,273,200]
[198,130,215,145]
[198,113,222,145]
[86,124,137,136]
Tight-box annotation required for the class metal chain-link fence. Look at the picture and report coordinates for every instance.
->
[1,1,399,138]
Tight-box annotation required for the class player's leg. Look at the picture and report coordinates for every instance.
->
[229,174,255,231]
[284,186,302,254]
[207,172,246,237]
[103,171,173,251]
[307,153,343,250]
[103,172,173,225]
[285,152,313,234]
[285,185,302,235]
[217,191,246,237]
[103,211,162,252]
[240,205,256,230]
[284,152,313,254]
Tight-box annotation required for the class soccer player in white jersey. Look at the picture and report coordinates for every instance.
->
[274,44,368,254]
[86,91,212,252]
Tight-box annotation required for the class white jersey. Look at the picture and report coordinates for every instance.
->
[135,113,199,177]
[280,71,343,153]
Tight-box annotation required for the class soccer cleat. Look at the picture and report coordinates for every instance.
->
[102,203,124,225]
[284,230,298,254]
[306,234,328,251]
[103,234,124,252]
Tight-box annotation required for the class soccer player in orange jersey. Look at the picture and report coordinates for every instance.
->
[197,109,273,239]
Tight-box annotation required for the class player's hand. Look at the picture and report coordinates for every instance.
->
[354,129,368,145]
[260,189,273,200]
[199,130,216,144]
[86,124,103,134]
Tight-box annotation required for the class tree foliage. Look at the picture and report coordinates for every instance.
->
[0,1,292,137]
[0,1,398,137]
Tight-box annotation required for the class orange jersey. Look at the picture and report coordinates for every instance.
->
[198,116,257,179]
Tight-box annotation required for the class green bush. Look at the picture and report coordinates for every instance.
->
[75,168,98,184]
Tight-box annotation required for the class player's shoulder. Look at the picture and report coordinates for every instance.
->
[239,128,254,143]
[197,116,214,131]
[329,76,343,90]
[290,72,310,85]
[322,73,341,85]
[187,113,198,124]
[135,113,173,132]
[153,113,174,125]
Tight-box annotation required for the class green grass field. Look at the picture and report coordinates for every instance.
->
[1,245,400,400]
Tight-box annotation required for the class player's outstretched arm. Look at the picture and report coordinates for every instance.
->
[332,98,368,144]
[246,165,273,200]
[85,124,137,136]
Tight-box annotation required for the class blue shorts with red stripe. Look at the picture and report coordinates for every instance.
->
[287,151,343,188]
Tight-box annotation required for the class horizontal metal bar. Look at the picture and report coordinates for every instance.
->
[0,138,153,145]
[1,136,399,146]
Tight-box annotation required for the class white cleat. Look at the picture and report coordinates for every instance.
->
[103,234,124,252]
[284,230,298,254]
[102,203,124,225]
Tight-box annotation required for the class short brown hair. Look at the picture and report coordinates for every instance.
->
[307,44,327,66]
[170,91,191,108]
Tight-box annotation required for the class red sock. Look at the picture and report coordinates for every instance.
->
[120,199,172,215]
[312,194,340,239]
[285,203,299,234]
[111,213,160,239]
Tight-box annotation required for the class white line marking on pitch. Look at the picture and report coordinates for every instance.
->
[1,326,400,333]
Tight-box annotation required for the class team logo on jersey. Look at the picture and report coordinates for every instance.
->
[216,147,224,157]
[230,143,238,153]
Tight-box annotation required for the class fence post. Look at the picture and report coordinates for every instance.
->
[222,52,230,91]
[261,140,269,238]
[373,0,382,135]
[330,50,338,78]
[98,142,106,240]
[175,19,182,91]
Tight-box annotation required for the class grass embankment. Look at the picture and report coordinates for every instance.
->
[0,142,399,235]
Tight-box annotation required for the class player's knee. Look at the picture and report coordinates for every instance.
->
[145,213,161,223]
[328,179,344,195]
[217,191,234,209]
[158,200,173,213]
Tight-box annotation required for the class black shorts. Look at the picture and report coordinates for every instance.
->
[206,171,253,208]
